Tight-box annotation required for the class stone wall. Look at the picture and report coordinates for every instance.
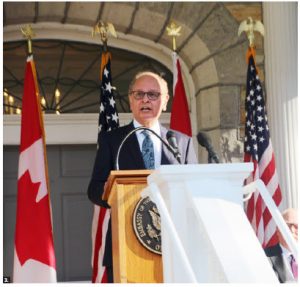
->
[3,2,265,164]
[196,2,264,163]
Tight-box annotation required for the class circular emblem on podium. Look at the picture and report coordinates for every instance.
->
[133,196,162,255]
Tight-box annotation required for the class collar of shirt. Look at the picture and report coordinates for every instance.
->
[133,119,162,168]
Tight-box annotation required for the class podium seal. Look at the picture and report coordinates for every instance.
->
[133,196,162,255]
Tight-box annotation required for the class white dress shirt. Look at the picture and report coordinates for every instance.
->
[133,119,162,169]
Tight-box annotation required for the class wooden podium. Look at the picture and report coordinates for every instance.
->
[102,170,163,283]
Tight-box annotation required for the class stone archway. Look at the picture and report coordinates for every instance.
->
[4,2,263,162]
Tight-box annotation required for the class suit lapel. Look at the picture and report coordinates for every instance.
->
[160,125,177,165]
[121,122,145,169]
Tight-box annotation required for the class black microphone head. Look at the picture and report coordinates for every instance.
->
[166,130,176,141]
[197,131,211,148]
[166,130,181,162]
[166,130,178,149]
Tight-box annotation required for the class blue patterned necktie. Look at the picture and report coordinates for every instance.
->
[142,130,155,169]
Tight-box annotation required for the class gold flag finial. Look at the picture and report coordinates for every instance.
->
[92,21,117,51]
[166,21,182,52]
[21,25,35,54]
[238,17,265,48]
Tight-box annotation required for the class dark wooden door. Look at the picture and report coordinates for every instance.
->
[3,144,98,282]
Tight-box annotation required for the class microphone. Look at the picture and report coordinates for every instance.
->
[166,131,181,164]
[197,131,220,163]
[115,126,181,170]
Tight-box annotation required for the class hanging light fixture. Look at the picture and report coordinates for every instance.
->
[41,97,46,113]
[8,95,14,114]
[3,88,9,114]
[16,107,21,115]
[55,88,61,114]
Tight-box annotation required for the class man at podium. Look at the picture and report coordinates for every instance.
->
[88,71,198,282]
[265,208,298,282]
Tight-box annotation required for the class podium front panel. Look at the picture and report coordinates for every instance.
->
[106,171,162,283]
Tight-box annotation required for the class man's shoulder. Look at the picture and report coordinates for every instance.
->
[104,122,134,139]
[161,125,192,140]
[172,129,191,139]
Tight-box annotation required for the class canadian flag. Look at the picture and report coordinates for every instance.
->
[170,52,192,137]
[13,56,56,282]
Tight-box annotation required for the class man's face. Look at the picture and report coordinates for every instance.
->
[284,210,298,242]
[129,75,169,127]
[277,209,298,250]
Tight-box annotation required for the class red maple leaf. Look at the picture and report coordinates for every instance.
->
[15,170,56,268]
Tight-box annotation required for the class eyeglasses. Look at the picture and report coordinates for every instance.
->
[130,90,161,101]
[287,223,298,229]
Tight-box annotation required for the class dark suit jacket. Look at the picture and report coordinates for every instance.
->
[87,121,198,266]
[264,244,295,283]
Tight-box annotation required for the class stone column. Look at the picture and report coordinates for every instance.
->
[263,2,298,209]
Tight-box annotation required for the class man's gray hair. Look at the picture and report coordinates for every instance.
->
[282,208,298,220]
[128,71,169,95]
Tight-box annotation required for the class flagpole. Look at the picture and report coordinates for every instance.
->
[90,21,119,283]
[92,21,117,80]
[166,21,180,94]
[14,25,57,283]
[166,21,181,52]
[239,17,282,249]
[238,17,264,64]
[21,25,51,199]
[21,25,35,55]
[166,21,192,137]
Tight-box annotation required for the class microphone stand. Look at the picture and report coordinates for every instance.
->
[115,126,181,170]
[207,149,220,164]
[197,131,220,164]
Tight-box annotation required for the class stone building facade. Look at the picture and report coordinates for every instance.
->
[4,2,265,163]
[3,2,297,282]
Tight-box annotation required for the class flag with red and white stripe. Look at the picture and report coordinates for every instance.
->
[244,49,282,248]
[13,55,56,282]
[91,51,119,283]
[170,52,192,137]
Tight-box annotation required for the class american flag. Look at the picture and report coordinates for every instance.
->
[97,55,119,137]
[244,52,282,248]
[92,52,119,283]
